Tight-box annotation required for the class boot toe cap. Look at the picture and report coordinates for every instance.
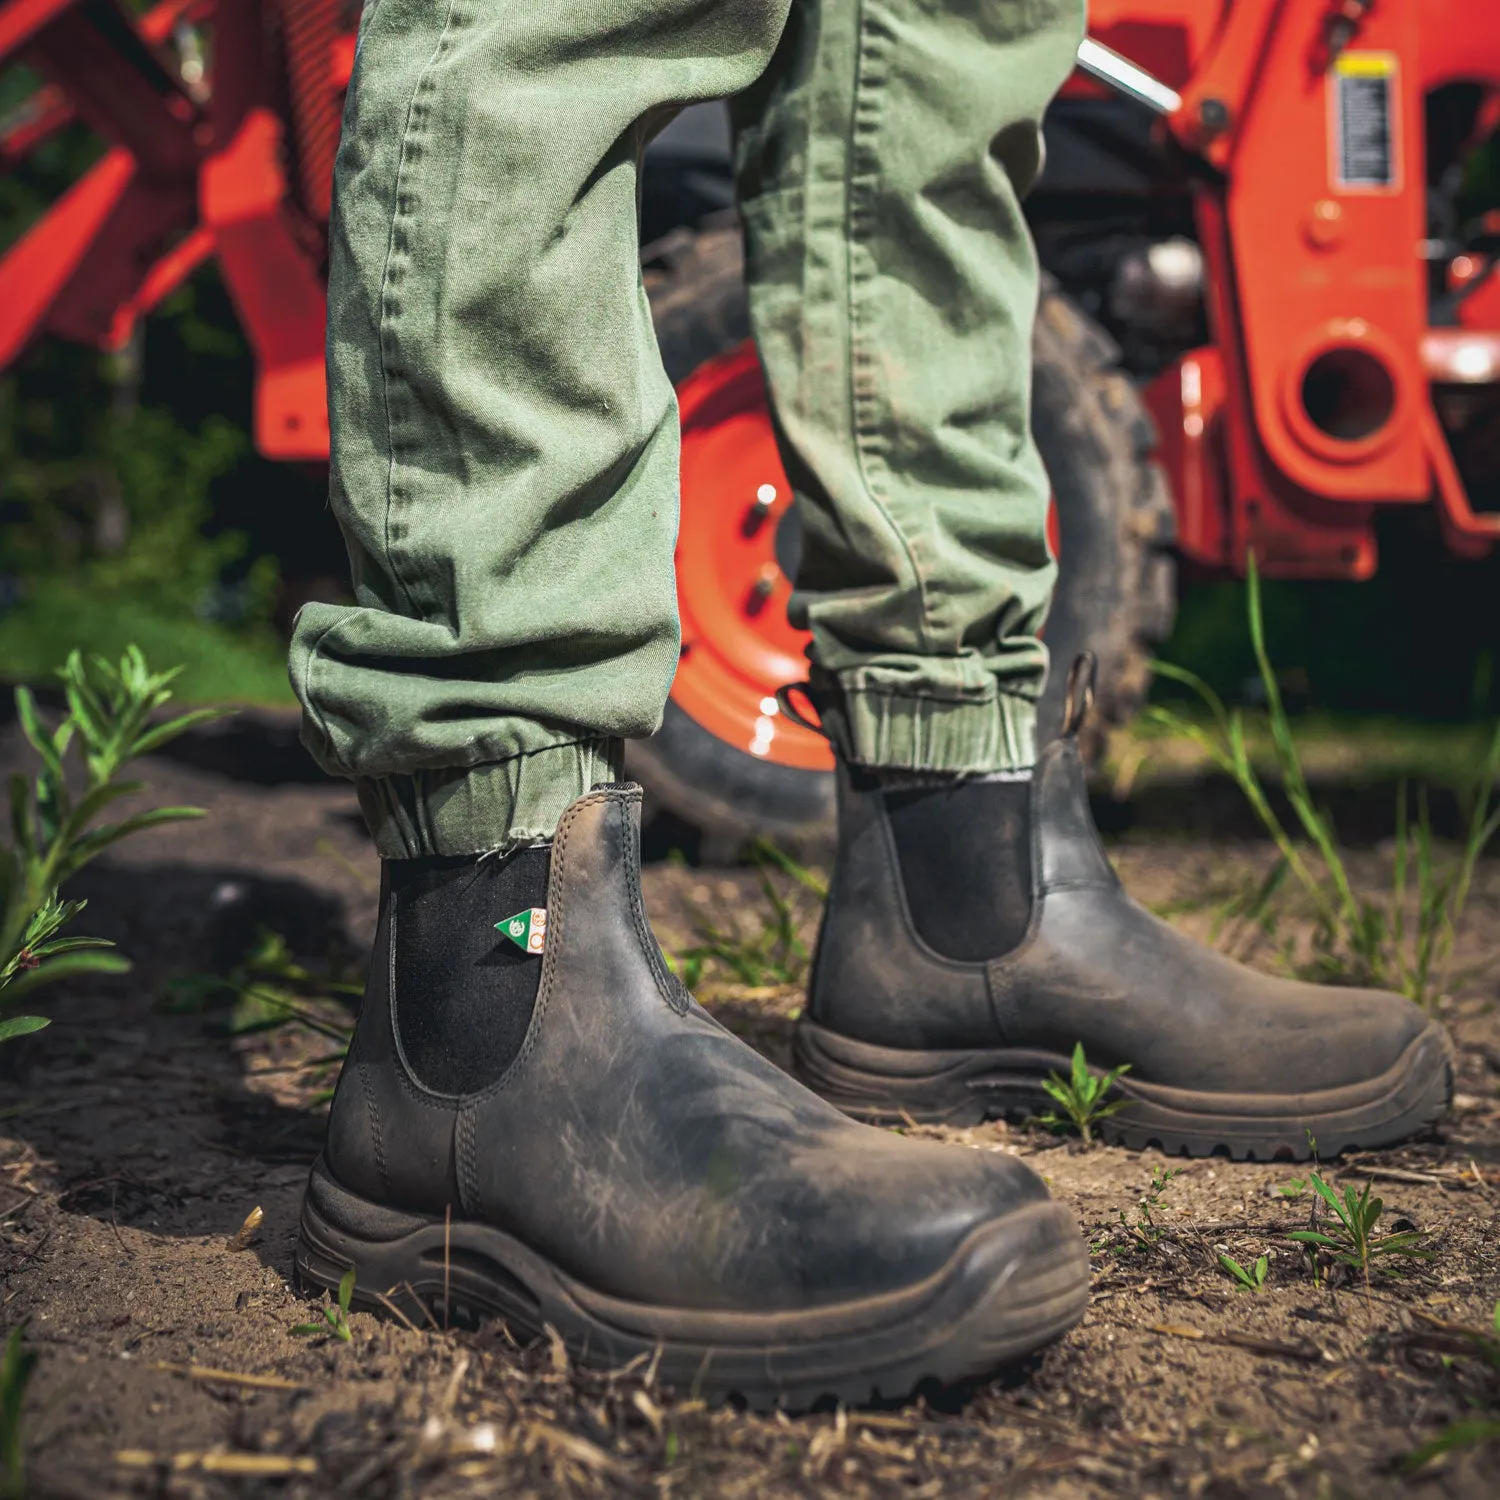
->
[1183,978,1433,1095]
[772,1125,1058,1306]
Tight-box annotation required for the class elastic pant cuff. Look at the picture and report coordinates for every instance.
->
[827,685,1035,774]
[356,739,623,858]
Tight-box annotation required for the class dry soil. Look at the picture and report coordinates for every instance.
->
[2,720,1497,1499]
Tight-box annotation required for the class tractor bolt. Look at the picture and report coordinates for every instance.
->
[1305,199,1344,250]
[742,483,778,536]
[1196,98,1230,141]
[745,563,780,616]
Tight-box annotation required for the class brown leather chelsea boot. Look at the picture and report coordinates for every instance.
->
[297,785,1088,1408]
[793,668,1453,1161]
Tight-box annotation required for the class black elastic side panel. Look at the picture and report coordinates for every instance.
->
[390,846,551,1095]
[883,779,1033,962]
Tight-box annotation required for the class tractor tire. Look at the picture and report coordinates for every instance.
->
[633,226,1175,846]
[1030,275,1178,753]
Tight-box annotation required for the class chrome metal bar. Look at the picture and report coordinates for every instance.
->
[1076,36,1183,116]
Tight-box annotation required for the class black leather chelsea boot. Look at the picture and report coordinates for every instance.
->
[297,785,1088,1408]
[793,670,1453,1161]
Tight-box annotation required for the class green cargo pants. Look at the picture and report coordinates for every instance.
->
[290,0,1084,857]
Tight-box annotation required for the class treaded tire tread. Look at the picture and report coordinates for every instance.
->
[1030,274,1178,753]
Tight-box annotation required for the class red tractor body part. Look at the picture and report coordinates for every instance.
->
[0,0,342,459]
[1079,0,1500,575]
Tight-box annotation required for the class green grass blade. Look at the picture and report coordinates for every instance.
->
[1308,1172,1344,1220]
[1217,1253,1252,1288]
[1070,1041,1088,1097]
[13,688,63,786]
[0,1016,50,1043]
[2,949,131,998]
[1148,659,1236,743]
[126,705,232,761]
[1400,1418,1500,1472]
[54,806,207,878]
[1369,1233,1432,1258]
[749,837,829,900]
[26,935,116,958]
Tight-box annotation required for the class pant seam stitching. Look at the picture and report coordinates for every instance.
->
[840,682,1042,704]
[363,734,612,785]
[375,0,460,619]
[846,2,937,659]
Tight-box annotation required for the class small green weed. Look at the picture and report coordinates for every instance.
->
[665,839,826,992]
[1037,1042,1132,1146]
[2,648,221,1040]
[1148,556,1500,1009]
[168,929,358,1101]
[169,929,358,1041]
[1116,1165,1180,1249]
[1401,1417,1500,1473]
[0,1326,36,1500]
[1277,1175,1309,1201]
[1286,1172,1431,1289]
[1218,1252,1269,1291]
[292,1267,355,1344]
[1398,1304,1500,1470]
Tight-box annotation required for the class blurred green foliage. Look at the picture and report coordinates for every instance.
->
[0,582,293,706]
[1158,551,1500,724]
[0,63,291,704]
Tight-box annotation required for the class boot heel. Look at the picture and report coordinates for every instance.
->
[294,1159,483,1329]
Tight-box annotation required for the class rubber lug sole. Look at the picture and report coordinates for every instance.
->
[793,1018,1455,1162]
[294,1162,1089,1410]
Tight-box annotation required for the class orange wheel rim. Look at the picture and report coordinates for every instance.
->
[673,343,832,772]
[672,340,1059,772]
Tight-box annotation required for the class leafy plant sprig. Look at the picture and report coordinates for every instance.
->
[170,928,359,1046]
[1218,1252,1269,1291]
[1409,1300,1500,1369]
[1286,1172,1431,1288]
[1397,1304,1500,1470]
[1,646,222,1038]
[292,1267,356,1344]
[166,928,358,1103]
[1037,1042,1132,1146]
[1116,1165,1180,1250]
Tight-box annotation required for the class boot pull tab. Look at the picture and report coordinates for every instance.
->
[774,682,830,739]
[1062,652,1098,739]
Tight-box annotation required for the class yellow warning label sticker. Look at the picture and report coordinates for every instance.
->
[1331,52,1398,190]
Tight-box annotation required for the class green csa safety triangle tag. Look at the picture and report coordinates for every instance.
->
[495,907,547,955]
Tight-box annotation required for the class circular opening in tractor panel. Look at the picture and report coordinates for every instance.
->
[1300,346,1397,442]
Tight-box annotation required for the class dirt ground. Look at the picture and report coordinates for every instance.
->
[2,716,1497,1499]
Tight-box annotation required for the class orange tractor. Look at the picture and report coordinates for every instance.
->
[3,0,1499,841]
